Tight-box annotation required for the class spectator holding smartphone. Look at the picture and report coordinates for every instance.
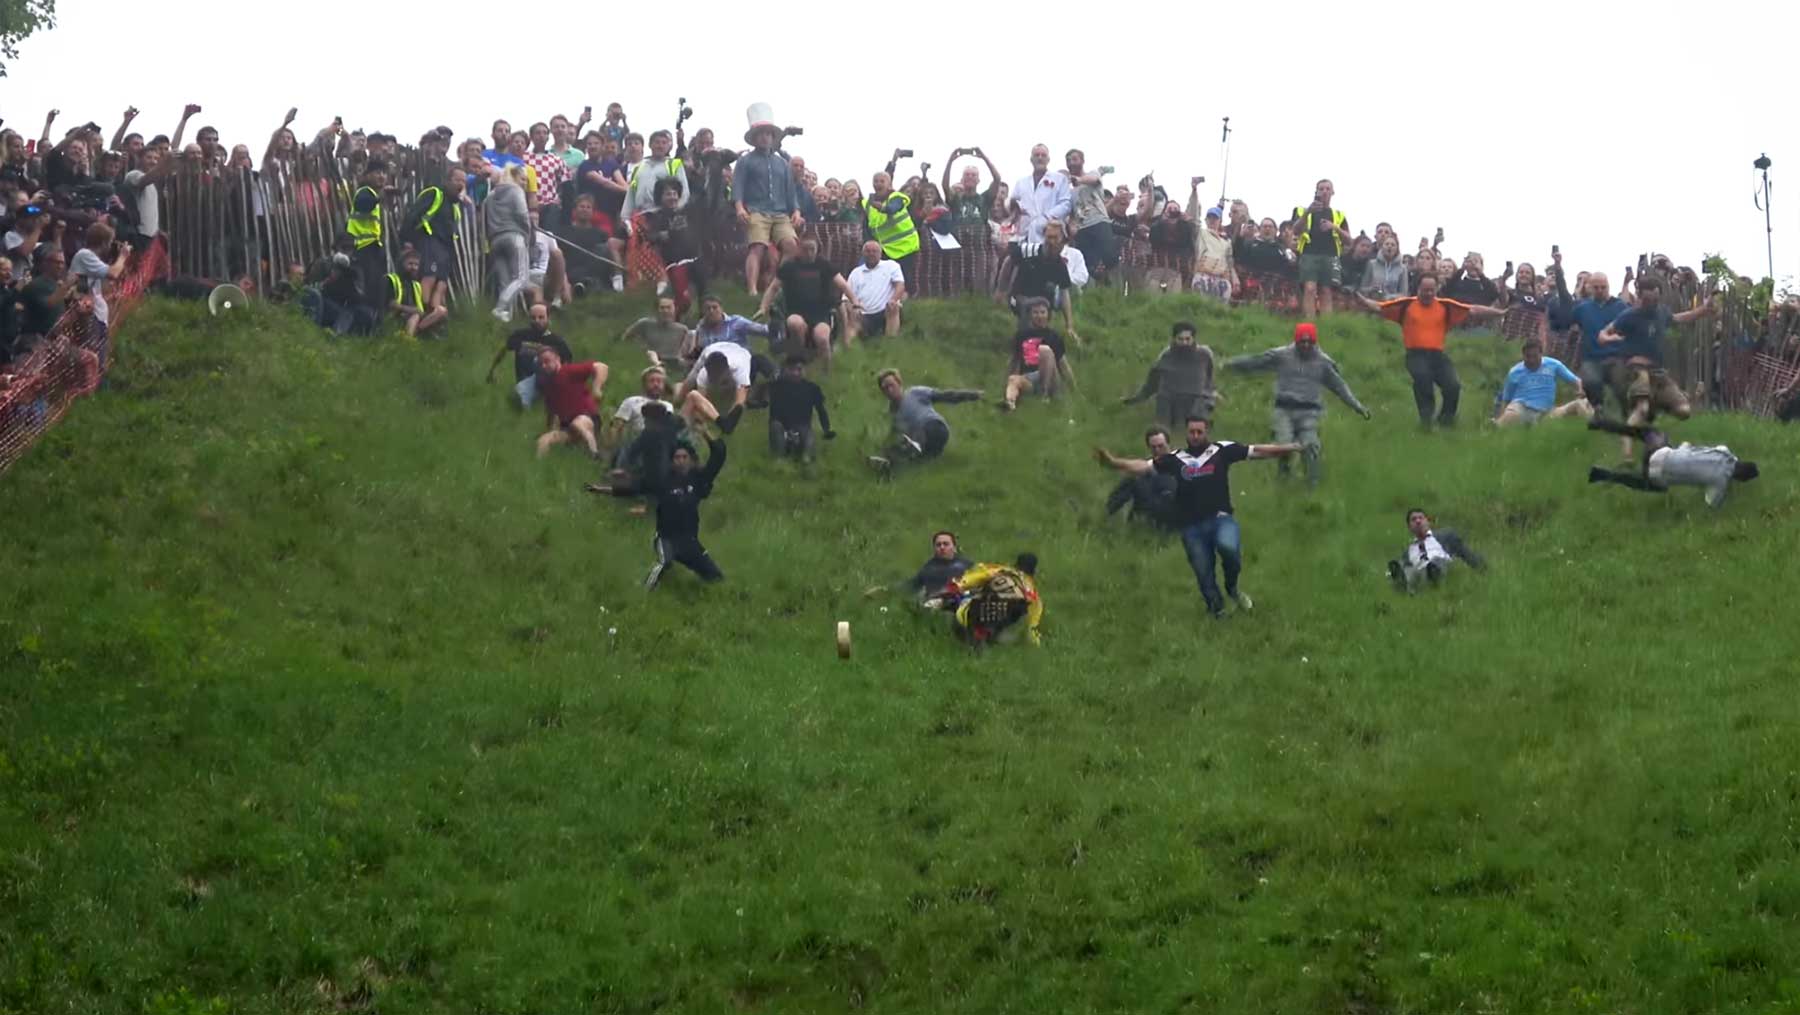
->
[1288,179,1348,319]
[1065,149,1117,284]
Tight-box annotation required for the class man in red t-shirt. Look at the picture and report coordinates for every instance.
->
[535,347,609,458]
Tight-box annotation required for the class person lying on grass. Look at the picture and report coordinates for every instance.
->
[1385,507,1485,593]
[923,552,1043,646]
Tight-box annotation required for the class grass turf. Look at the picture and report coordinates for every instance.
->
[2,287,1799,1014]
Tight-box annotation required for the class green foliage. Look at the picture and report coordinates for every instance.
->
[1,289,1798,1013]
[0,0,55,76]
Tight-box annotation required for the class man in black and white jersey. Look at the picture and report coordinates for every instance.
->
[1095,416,1299,617]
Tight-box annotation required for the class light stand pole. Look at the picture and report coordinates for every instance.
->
[1218,117,1232,207]
[1754,153,1773,283]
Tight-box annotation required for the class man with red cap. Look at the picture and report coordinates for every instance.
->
[1223,321,1370,486]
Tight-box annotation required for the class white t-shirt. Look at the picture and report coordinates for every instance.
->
[69,248,111,325]
[847,259,905,314]
[124,170,160,237]
[614,395,675,437]
[686,341,752,388]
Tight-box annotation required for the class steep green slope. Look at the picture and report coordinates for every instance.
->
[2,289,1798,1014]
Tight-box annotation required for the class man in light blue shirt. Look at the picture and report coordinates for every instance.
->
[691,294,772,353]
[1493,336,1593,426]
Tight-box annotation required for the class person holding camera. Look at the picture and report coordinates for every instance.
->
[1287,179,1349,319]
[1063,150,1118,285]
[735,104,803,298]
[620,129,687,227]
[942,147,1003,228]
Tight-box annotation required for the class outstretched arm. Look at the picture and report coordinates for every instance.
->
[1093,447,1153,475]
[1122,357,1161,404]
[171,103,200,151]
[928,388,983,404]
[111,107,138,152]
[1324,365,1370,417]
[1224,348,1280,373]
[263,107,297,171]
[1247,443,1302,459]
[701,434,728,483]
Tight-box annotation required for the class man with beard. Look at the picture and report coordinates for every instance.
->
[485,302,573,408]
[1122,320,1219,427]
[1094,417,1300,618]
[1223,322,1371,486]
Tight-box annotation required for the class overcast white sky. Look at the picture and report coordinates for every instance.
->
[3,0,1793,288]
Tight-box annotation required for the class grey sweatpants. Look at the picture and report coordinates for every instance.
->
[491,232,531,312]
[1271,405,1323,482]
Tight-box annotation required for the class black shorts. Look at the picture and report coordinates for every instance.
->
[416,236,454,279]
[788,303,835,333]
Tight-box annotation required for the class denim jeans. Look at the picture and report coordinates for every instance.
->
[1179,512,1242,615]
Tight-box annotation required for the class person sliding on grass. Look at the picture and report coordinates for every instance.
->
[767,354,835,460]
[924,553,1043,646]
[534,347,607,458]
[1223,321,1370,487]
[1585,418,1759,508]
[1122,320,1218,428]
[1094,416,1299,618]
[1000,298,1075,410]
[1386,507,1485,593]
[867,368,983,477]
[486,302,573,408]
[643,432,729,589]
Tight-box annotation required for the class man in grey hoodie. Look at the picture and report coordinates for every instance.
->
[1122,320,1217,426]
[867,368,983,477]
[1224,321,1370,485]
[484,166,533,322]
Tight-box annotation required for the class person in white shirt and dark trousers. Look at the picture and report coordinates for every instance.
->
[1387,508,1485,592]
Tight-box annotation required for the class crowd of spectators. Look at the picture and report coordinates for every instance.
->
[4,98,1799,422]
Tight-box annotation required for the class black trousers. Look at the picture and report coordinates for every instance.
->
[655,535,723,582]
[1404,348,1461,425]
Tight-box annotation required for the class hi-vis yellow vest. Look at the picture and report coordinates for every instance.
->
[866,191,919,259]
[386,274,423,309]
[1292,206,1345,255]
[347,186,383,249]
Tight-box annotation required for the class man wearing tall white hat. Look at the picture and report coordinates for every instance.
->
[734,102,805,296]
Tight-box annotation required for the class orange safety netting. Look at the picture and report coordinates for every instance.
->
[0,240,168,476]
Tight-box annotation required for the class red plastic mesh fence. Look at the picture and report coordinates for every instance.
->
[0,240,168,475]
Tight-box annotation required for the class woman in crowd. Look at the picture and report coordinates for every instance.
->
[486,165,533,322]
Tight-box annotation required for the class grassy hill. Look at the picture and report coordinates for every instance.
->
[3,285,1799,1014]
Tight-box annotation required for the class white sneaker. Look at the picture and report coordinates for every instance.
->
[550,297,563,309]
[492,305,512,323]
[866,455,892,477]
[655,279,668,297]
[900,435,923,458]
[1231,589,1253,612]
[611,274,625,293]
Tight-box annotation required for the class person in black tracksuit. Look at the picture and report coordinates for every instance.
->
[644,433,727,589]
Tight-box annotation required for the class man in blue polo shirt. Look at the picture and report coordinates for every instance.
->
[1493,336,1593,426]
[1555,268,1629,413]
